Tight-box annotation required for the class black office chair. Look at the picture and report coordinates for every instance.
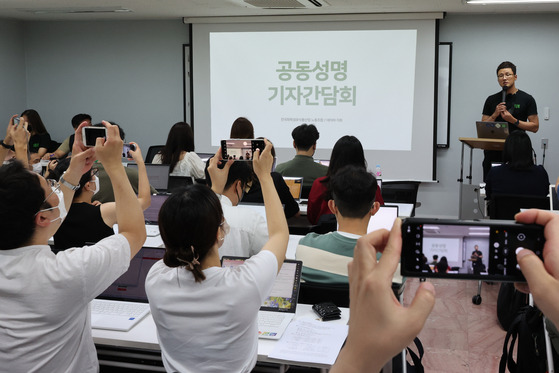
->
[167,175,193,193]
[488,193,550,220]
[298,282,350,308]
[381,181,421,216]
[144,145,164,163]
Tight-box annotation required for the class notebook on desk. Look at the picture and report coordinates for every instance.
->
[91,246,164,331]
[475,121,510,139]
[221,256,302,340]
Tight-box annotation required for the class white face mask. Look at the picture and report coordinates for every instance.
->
[90,175,100,195]
[32,162,43,174]
[37,184,68,223]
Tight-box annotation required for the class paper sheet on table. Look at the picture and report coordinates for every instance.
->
[268,318,348,365]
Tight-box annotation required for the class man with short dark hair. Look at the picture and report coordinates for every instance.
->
[295,165,380,284]
[275,123,328,189]
[481,61,539,180]
[209,161,269,257]
[43,113,92,160]
[0,122,146,372]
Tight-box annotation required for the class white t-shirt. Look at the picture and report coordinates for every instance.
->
[152,152,206,179]
[0,234,130,373]
[219,195,269,258]
[146,250,278,373]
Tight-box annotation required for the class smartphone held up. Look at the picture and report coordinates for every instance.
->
[401,218,545,282]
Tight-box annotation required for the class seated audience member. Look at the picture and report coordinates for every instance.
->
[275,123,328,189]
[435,256,450,274]
[20,109,52,164]
[241,138,300,218]
[152,121,205,179]
[145,142,289,373]
[486,131,549,199]
[206,161,268,258]
[1,115,30,169]
[91,122,156,202]
[0,122,146,372]
[431,254,439,265]
[54,142,150,252]
[43,113,92,160]
[230,116,255,139]
[307,135,384,225]
[296,165,380,284]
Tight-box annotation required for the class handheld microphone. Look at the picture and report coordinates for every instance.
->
[501,86,507,103]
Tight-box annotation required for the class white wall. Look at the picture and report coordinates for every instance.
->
[0,20,26,120]
[417,13,559,218]
[23,20,189,149]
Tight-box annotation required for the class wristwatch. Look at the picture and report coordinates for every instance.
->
[1,140,14,150]
[59,173,80,191]
[514,119,520,127]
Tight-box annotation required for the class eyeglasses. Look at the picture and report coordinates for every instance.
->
[37,180,61,214]
[91,168,99,178]
[498,73,514,79]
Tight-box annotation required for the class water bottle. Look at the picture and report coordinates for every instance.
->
[375,164,382,178]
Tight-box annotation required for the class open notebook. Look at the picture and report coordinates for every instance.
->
[91,246,164,331]
[221,256,302,340]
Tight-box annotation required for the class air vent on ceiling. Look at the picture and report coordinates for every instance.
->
[18,6,132,14]
[243,0,329,9]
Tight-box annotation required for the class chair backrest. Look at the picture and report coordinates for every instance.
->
[488,194,550,220]
[145,145,165,163]
[381,181,421,216]
[298,282,350,308]
[167,175,193,193]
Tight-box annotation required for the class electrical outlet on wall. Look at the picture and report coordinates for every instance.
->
[541,138,549,149]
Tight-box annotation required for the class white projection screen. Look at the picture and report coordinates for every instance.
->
[191,17,439,181]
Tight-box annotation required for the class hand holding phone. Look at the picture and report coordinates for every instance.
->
[401,218,545,282]
[220,139,265,161]
[82,126,108,147]
[122,142,137,158]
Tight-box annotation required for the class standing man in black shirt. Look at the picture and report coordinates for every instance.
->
[481,61,539,180]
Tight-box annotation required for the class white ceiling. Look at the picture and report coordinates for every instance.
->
[0,0,558,21]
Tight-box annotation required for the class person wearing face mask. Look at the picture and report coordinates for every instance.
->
[206,160,269,258]
[145,141,289,373]
[53,141,151,252]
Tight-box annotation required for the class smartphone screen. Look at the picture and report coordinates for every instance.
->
[83,127,107,147]
[122,143,135,158]
[401,218,544,282]
[221,139,265,161]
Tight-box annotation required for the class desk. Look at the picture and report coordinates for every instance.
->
[93,304,349,371]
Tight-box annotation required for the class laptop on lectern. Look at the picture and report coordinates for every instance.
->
[476,121,510,139]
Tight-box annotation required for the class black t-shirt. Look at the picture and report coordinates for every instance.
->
[28,133,51,153]
[482,89,538,131]
[53,202,115,253]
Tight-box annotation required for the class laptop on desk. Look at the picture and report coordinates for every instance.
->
[476,121,510,139]
[221,256,302,340]
[283,176,304,202]
[127,163,170,193]
[91,247,164,332]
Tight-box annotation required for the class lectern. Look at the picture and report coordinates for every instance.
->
[458,138,505,219]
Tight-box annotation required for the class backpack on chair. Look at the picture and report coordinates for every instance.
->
[499,305,548,373]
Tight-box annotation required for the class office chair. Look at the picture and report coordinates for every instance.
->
[381,181,421,216]
[298,282,350,308]
[144,145,164,163]
[488,193,550,220]
[167,175,193,193]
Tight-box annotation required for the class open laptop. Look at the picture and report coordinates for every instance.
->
[127,163,170,192]
[367,205,399,233]
[91,246,164,331]
[476,121,510,139]
[221,257,302,340]
[550,185,559,211]
[315,159,330,167]
[283,176,304,202]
